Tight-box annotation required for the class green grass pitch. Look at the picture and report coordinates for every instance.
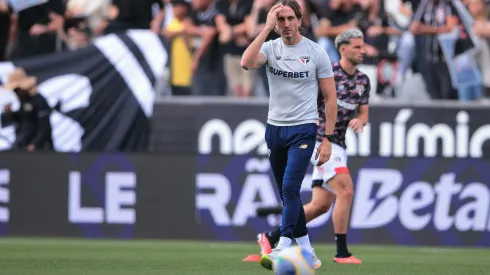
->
[0,238,489,275]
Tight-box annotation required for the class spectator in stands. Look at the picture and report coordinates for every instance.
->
[470,0,490,97]
[9,0,65,60]
[410,0,458,99]
[105,0,165,34]
[216,0,254,97]
[55,21,92,50]
[396,0,423,86]
[357,0,401,60]
[1,68,53,151]
[399,0,421,18]
[185,0,227,96]
[0,0,11,61]
[295,0,317,41]
[314,0,363,62]
[65,0,111,37]
[357,0,402,97]
[164,0,193,96]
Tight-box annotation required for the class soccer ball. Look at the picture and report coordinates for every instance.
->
[273,246,316,275]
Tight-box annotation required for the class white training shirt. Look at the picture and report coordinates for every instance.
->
[260,36,333,126]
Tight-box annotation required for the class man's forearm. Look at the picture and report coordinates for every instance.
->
[241,26,271,69]
[419,24,452,35]
[194,29,216,60]
[357,113,368,125]
[324,99,337,135]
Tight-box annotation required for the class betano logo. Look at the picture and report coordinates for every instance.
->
[197,109,490,158]
[351,169,490,232]
[196,168,490,232]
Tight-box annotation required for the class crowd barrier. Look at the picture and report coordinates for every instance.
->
[0,98,489,247]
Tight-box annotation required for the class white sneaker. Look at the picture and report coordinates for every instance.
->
[260,248,321,270]
[310,248,322,269]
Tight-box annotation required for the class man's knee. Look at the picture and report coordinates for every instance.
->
[308,186,335,215]
[329,174,354,199]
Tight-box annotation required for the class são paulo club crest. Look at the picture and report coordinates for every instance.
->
[300,56,310,64]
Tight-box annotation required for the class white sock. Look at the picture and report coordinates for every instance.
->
[276,237,292,249]
[295,235,314,254]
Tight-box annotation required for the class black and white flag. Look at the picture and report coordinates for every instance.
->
[0,30,168,152]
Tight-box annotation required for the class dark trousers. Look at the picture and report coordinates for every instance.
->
[426,60,458,99]
[265,123,317,239]
[191,65,227,96]
[171,85,191,96]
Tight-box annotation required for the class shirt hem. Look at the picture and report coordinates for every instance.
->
[267,118,318,126]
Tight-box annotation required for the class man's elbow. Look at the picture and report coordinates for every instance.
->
[240,59,252,70]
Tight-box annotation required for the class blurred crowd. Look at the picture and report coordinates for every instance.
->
[0,0,489,101]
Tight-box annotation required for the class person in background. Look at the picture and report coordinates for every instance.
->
[55,20,92,50]
[410,0,458,99]
[314,0,363,63]
[215,0,254,97]
[185,0,227,96]
[65,0,111,37]
[0,0,11,61]
[0,68,53,152]
[470,0,490,98]
[399,0,422,18]
[105,0,165,34]
[9,0,65,60]
[163,0,193,96]
[396,0,424,87]
[357,0,402,60]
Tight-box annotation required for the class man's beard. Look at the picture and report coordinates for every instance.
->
[349,56,362,65]
[283,30,295,40]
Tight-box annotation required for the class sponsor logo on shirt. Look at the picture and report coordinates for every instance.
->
[337,99,358,110]
[269,66,309,79]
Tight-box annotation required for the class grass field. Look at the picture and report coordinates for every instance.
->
[0,238,489,275]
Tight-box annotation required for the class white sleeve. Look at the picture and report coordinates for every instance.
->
[259,41,271,63]
[316,48,334,79]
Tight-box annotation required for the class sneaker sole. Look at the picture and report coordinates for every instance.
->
[260,254,274,271]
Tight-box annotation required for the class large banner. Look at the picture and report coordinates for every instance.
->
[0,30,168,152]
[0,152,489,247]
[196,156,490,246]
[0,152,196,239]
[151,100,490,158]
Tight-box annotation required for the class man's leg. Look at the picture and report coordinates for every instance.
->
[282,124,317,249]
[327,173,361,264]
[303,186,336,221]
[259,186,336,254]
[260,124,317,270]
[328,173,354,256]
[257,141,336,254]
[264,124,288,247]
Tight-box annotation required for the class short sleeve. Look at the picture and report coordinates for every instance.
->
[316,48,333,79]
[360,77,371,105]
[259,41,271,63]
